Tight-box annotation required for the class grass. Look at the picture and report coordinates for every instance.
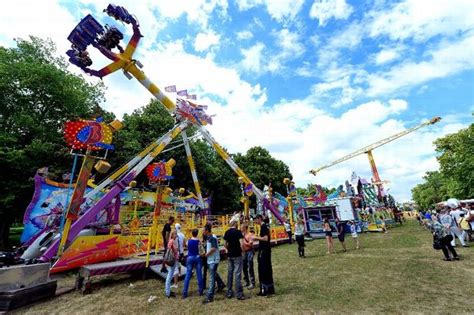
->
[16,220,474,314]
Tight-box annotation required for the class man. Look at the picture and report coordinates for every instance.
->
[284,218,292,244]
[254,215,275,297]
[202,224,225,304]
[335,218,347,252]
[241,223,255,289]
[223,216,246,300]
[161,216,174,272]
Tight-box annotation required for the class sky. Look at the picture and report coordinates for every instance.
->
[1,0,473,201]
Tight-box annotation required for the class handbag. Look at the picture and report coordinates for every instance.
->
[163,248,176,266]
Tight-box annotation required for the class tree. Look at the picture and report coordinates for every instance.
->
[434,123,474,198]
[411,122,473,209]
[0,37,107,248]
[234,147,293,197]
[411,171,450,210]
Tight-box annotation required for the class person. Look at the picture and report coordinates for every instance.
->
[164,230,179,298]
[182,229,204,298]
[350,221,360,249]
[335,218,347,252]
[450,206,469,247]
[223,217,246,300]
[284,219,292,244]
[323,218,334,254]
[430,216,459,261]
[254,215,275,297]
[202,224,225,304]
[173,223,186,289]
[440,207,467,247]
[161,216,175,272]
[294,216,305,258]
[241,223,255,289]
[457,213,471,244]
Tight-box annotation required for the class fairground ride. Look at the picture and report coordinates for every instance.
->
[309,116,442,198]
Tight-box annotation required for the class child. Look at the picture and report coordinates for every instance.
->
[294,217,305,257]
[350,221,360,250]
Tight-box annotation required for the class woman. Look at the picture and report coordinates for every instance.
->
[294,216,305,258]
[431,217,459,261]
[182,229,203,298]
[323,218,334,255]
[164,230,179,298]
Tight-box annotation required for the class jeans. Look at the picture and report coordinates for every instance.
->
[287,231,292,244]
[207,262,225,300]
[243,251,255,286]
[182,255,203,297]
[165,261,177,296]
[227,256,244,298]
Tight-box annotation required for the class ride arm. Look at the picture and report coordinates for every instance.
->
[309,116,441,175]
[197,125,285,224]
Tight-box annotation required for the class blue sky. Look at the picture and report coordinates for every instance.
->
[1,0,473,201]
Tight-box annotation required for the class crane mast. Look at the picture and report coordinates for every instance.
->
[309,116,442,197]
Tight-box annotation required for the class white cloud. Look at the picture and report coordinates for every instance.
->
[369,0,474,42]
[309,0,353,26]
[236,30,253,40]
[367,33,474,96]
[373,46,405,65]
[240,42,266,73]
[0,0,75,52]
[194,30,221,52]
[236,0,305,22]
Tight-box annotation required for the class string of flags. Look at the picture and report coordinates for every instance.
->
[164,85,197,100]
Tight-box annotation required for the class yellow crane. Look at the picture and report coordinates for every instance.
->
[309,116,442,197]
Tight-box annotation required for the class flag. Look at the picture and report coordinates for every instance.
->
[177,89,188,97]
[187,94,197,100]
[164,85,176,92]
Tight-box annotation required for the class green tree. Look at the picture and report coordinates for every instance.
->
[411,171,450,209]
[234,146,292,196]
[0,37,107,248]
[434,123,474,198]
[411,122,473,209]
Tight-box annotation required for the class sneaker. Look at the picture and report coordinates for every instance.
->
[170,284,178,289]
[202,298,214,304]
[257,291,267,297]
[247,284,254,290]
[453,256,460,260]
[442,258,452,261]
[462,245,469,247]
[226,294,233,299]
[166,292,176,298]
[237,296,246,301]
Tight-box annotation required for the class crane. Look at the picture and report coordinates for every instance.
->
[309,116,442,197]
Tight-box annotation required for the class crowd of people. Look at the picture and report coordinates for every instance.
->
[160,214,274,303]
[420,199,473,261]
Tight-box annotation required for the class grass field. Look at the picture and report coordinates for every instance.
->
[17,220,474,314]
